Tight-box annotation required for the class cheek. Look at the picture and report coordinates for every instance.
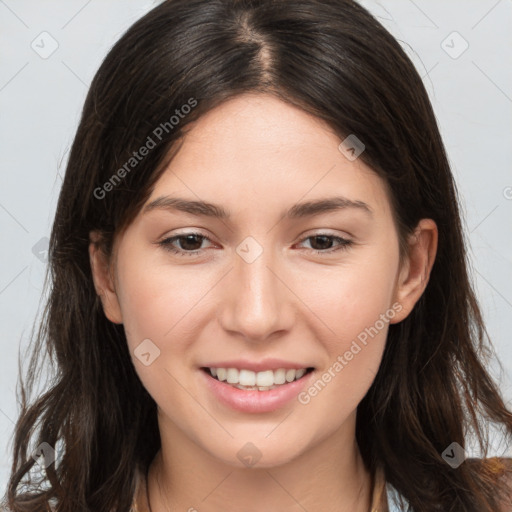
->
[300,239,398,401]
[296,281,393,432]
[114,258,212,410]
[309,242,399,341]
[318,283,390,391]
[297,333,386,441]
[115,252,216,353]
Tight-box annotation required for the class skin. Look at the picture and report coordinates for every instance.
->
[89,93,437,512]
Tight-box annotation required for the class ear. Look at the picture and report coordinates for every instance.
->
[89,230,123,324]
[390,218,438,324]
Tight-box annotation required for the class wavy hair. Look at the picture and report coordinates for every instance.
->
[4,0,512,510]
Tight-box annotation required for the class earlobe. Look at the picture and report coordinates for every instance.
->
[89,230,123,324]
[390,219,438,324]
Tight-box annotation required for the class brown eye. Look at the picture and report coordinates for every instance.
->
[299,234,352,254]
[158,233,211,256]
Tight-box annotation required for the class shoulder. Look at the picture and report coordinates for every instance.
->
[467,457,512,510]
[383,458,512,511]
[466,456,512,479]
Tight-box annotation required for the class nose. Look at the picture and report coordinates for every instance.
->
[217,241,295,343]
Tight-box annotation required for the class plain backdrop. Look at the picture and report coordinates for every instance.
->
[1,0,511,492]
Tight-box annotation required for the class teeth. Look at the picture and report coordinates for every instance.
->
[274,368,286,384]
[239,369,256,386]
[295,368,306,379]
[256,370,274,387]
[226,368,239,384]
[207,367,310,388]
[233,384,277,391]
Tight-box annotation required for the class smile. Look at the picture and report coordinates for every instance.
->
[202,367,314,391]
[200,365,315,413]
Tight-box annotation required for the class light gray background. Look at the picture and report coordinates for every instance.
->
[1,0,511,492]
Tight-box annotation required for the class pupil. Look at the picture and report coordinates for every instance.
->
[181,235,202,251]
[311,235,332,250]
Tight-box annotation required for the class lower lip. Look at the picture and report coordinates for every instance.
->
[200,368,315,413]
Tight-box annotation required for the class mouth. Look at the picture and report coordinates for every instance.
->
[200,366,315,391]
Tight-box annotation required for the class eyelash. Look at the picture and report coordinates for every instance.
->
[157,232,353,257]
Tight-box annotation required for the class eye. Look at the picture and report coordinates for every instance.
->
[157,232,213,257]
[297,234,353,254]
[157,231,353,257]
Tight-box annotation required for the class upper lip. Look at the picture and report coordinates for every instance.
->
[200,358,313,372]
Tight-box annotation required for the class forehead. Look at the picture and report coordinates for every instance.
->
[146,93,393,222]
[177,93,345,167]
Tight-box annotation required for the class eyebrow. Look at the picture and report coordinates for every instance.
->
[143,195,373,219]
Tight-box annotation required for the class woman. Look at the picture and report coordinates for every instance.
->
[4,0,512,510]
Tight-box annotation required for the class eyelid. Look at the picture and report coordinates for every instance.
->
[297,228,354,241]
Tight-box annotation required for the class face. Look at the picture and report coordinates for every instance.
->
[90,93,436,469]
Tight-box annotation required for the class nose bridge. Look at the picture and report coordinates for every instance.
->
[219,235,292,340]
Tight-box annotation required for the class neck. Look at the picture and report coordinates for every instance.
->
[143,411,372,512]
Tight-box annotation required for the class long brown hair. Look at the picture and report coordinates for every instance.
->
[4,0,512,510]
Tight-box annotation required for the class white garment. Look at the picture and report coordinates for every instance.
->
[386,482,410,511]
